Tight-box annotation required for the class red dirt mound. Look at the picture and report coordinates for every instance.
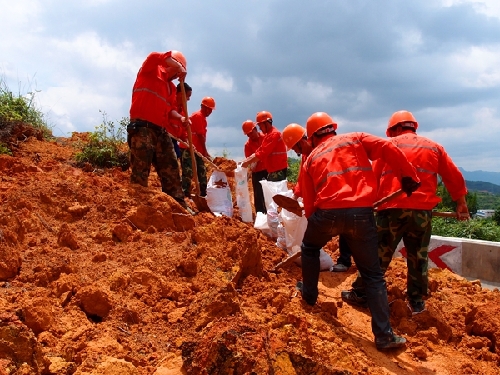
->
[0,132,499,374]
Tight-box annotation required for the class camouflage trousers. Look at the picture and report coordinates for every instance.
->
[181,149,207,197]
[127,123,185,204]
[267,168,287,182]
[352,208,432,302]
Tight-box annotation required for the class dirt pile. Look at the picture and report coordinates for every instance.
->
[0,131,499,374]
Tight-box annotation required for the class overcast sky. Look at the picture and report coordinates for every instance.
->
[2,0,500,172]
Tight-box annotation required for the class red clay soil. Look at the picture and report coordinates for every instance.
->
[0,132,499,375]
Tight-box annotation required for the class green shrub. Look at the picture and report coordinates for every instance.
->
[75,111,129,169]
[432,217,500,242]
[0,142,12,156]
[287,157,300,183]
[0,78,53,140]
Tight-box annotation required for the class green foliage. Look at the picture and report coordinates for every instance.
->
[432,217,500,242]
[0,142,12,156]
[493,206,500,226]
[0,78,52,139]
[287,157,300,183]
[221,147,230,158]
[75,111,129,169]
[435,182,478,215]
[474,191,500,210]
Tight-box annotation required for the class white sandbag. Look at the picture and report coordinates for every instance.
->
[281,206,308,253]
[234,165,253,223]
[260,179,288,212]
[206,170,233,217]
[291,246,334,271]
[254,211,272,237]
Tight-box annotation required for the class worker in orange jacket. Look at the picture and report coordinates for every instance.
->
[127,50,189,209]
[243,120,268,214]
[342,110,469,314]
[241,111,288,182]
[282,123,352,273]
[167,82,192,159]
[180,97,215,197]
[297,112,420,350]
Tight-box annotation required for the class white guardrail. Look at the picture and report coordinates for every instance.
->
[395,236,500,284]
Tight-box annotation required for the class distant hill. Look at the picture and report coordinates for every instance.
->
[465,180,500,195]
[459,168,500,186]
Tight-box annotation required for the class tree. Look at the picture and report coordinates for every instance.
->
[493,206,500,226]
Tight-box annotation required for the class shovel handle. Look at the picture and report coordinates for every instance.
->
[432,211,470,219]
[272,251,301,271]
[373,189,404,208]
[169,133,218,170]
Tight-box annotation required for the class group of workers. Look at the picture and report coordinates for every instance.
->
[126,49,470,351]
[126,50,215,209]
[241,109,469,350]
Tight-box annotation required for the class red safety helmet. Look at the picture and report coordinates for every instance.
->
[387,110,418,136]
[256,111,273,124]
[306,112,337,138]
[201,96,216,109]
[171,50,187,70]
[242,120,256,135]
[282,123,306,150]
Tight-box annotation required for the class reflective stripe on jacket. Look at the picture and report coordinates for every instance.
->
[301,132,419,218]
[373,133,467,210]
[255,127,288,173]
[244,132,266,172]
[130,52,176,128]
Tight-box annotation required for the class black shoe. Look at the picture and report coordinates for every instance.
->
[296,281,316,306]
[376,335,407,350]
[341,290,368,308]
[409,300,426,315]
[330,263,350,272]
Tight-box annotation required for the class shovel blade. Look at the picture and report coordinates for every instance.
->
[272,194,303,216]
[191,194,212,213]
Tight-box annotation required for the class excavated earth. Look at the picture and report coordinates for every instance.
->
[1,130,500,375]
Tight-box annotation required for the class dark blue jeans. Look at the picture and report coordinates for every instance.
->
[337,235,352,267]
[301,207,393,341]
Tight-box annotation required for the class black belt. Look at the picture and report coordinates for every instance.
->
[130,119,163,132]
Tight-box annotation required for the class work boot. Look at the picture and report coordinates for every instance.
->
[341,289,368,308]
[296,281,315,306]
[409,300,426,315]
[376,335,407,350]
[330,263,350,272]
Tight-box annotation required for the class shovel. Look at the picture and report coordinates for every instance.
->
[179,79,211,213]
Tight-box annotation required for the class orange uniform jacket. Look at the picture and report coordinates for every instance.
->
[254,127,288,173]
[166,103,185,139]
[130,52,176,128]
[293,154,308,198]
[244,132,266,172]
[301,132,419,218]
[373,133,467,210]
[180,110,208,157]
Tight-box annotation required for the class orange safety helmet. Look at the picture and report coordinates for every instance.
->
[387,110,418,136]
[306,112,338,138]
[171,50,187,70]
[282,123,306,150]
[242,120,256,135]
[201,96,216,109]
[256,111,273,124]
